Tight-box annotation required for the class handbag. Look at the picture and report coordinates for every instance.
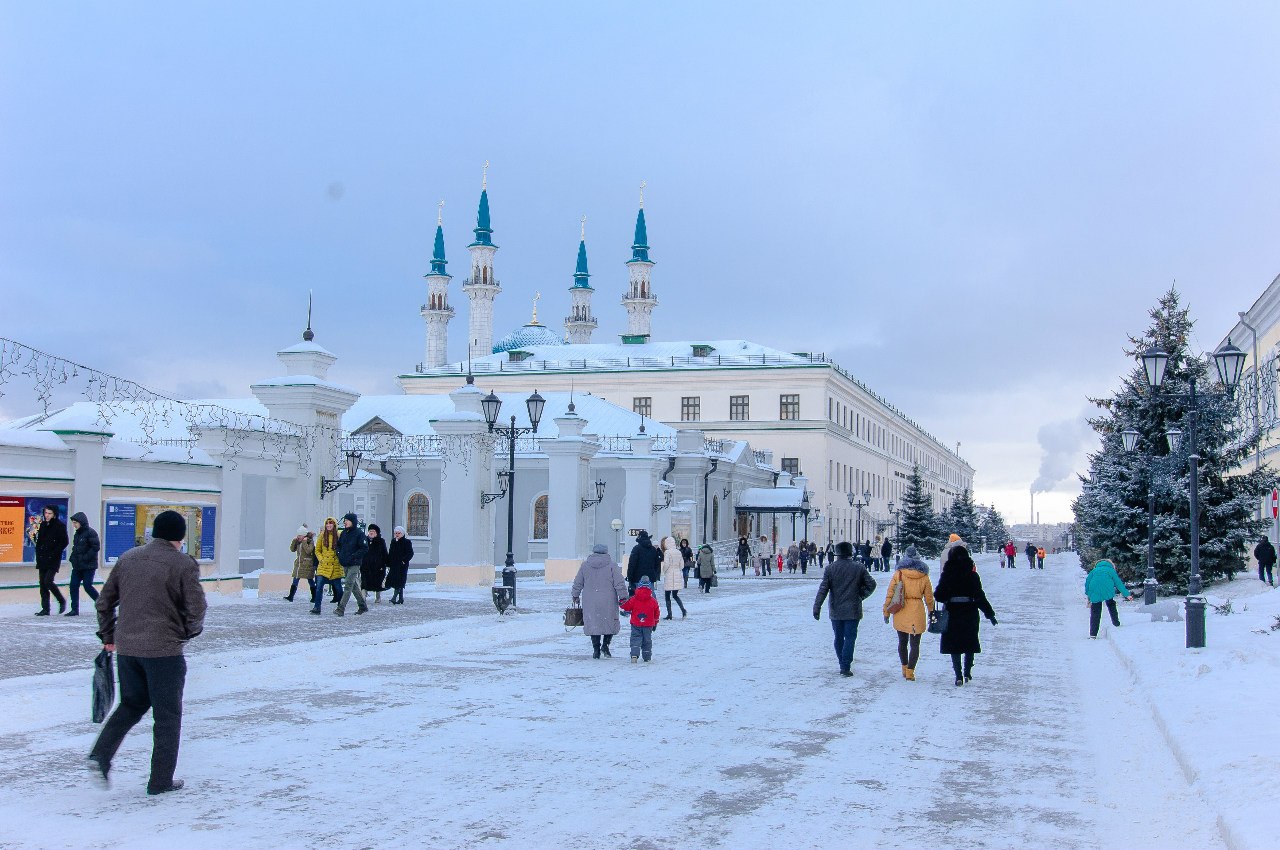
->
[927,604,949,635]
[92,649,115,723]
[710,573,719,587]
[886,570,905,615]
[563,606,584,630]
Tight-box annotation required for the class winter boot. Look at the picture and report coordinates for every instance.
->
[591,635,602,659]
[955,676,964,687]
[601,635,613,658]
[904,667,916,681]
[901,665,910,680]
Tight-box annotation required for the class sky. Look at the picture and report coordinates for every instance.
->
[3,1,1280,523]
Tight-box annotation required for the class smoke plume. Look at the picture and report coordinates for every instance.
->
[1031,411,1092,493]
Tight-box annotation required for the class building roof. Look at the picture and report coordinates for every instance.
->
[736,487,806,512]
[428,338,815,375]
[492,322,566,353]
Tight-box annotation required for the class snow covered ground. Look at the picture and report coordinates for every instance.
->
[0,553,1262,849]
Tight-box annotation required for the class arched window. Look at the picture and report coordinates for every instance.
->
[711,496,720,541]
[532,494,549,540]
[406,493,430,536]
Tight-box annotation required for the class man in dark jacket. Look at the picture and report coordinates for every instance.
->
[33,505,68,616]
[1025,541,1038,569]
[67,511,101,616]
[89,510,206,795]
[880,538,893,570]
[1254,536,1277,586]
[626,530,661,595]
[813,541,878,676]
[335,513,369,616]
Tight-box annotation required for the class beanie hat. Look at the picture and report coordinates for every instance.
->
[297,524,310,536]
[638,576,652,589]
[948,533,961,543]
[152,510,186,542]
[592,543,608,554]
[367,523,380,535]
[393,526,406,535]
[904,544,920,559]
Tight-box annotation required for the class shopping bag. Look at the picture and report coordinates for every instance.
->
[92,649,115,723]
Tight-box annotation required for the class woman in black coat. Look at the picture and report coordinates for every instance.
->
[385,526,414,605]
[933,546,997,687]
[361,524,389,603]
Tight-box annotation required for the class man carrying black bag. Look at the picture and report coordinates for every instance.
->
[88,510,206,795]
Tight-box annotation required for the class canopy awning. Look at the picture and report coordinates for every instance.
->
[734,487,807,513]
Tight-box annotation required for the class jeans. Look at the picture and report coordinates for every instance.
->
[1259,563,1275,584]
[69,568,99,613]
[681,566,690,588]
[312,575,343,612]
[629,625,653,660]
[1089,600,1120,636]
[831,618,860,672]
[38,567,66,613]
[90,654,187,792]
[287,576,317,602]
[896,631,921,669]
[337,566,367,614]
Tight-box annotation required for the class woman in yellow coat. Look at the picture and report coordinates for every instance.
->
[882,544,935,680]
[310,517,344,615]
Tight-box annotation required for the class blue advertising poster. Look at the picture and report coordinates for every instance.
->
[200,507,216,561]
[21,497,69,563]
[104,503,137,564]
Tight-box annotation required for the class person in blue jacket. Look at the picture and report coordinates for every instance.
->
[1085,559,1133,638]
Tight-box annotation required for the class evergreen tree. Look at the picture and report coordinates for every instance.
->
[1072,288,1266,590]
[898,464,942,557]
[945,488,982,545]
[982,505,1010,551]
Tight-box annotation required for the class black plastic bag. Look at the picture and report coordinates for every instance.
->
[92,649,115,723]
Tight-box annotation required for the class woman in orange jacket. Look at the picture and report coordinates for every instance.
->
[882,544,935,680]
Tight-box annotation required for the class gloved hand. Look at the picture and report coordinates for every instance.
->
[988,616,998,625]
[883,615,890,624]
[813,610,820,621]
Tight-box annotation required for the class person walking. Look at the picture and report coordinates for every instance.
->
[799,541,810,574]
[311,517,343,615]
[880,537,893,571]
[939,533,966,572]
[759,536,772,575]
[285,525,317,603]
[385,526,414,604]
[882,544,935,681]
[1085,559,1133,637]
[933,545,997,686]
[33,505,69,616]
[620,576,662,662]
[787,542,800,574]
[659,536,688,619]
[679,538,694,589]
[1024,541,1037,569]
[1036,547,1046,570]
[1003,540,1017,568]
[812,541,877,677]
[626,530,661,596]
[66,511,101,616]
[361,523,388,604]
[88,510,205,795]
[335,513,369,616]
[824,542,834,568]
[736,536,751,576]
[1254,536,1276,586]
[696,543,716,593]
[571,543,628,658]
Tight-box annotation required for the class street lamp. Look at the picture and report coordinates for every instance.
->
[611,517,623,563]
[1137,342,1244,648]
[848,489,871,547]
[801,492,811,541]
[887,500,899,563]
[1120,427,1161,605]
[481,389,546,609]
[320,450,363,497]
[580,479,607,511]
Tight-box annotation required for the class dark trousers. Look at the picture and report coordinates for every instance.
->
[286,576,317,602]
[629,625,653,660]
[950,652,974,678]
[664,590,686,617]
[681,566,690,588]
[312,575,343,612]
[1259,563,1275,584]
[90,654,187,792]
[1089,600,1120,636]
[69,569,99,613]
[896,631,921,669]
[738,558,748,576]
[831,618,860,672]
[699,577,712,593]
[38,567,65,613]
[589,634,614,652]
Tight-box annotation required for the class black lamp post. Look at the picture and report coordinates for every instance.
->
[320,450,363,497]
[1137,341,1245,648]
[480,389,545,609]
[887,500,899,562]
[1121,427,1161,605]
[801,492,811,541]
[849,489,870,546]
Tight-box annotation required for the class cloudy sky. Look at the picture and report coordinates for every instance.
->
[4,1,1280,523]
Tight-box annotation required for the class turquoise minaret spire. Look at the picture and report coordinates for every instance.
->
[462,161,501,360]
[430,219,448,275]
[421,200,455,369]
[573,227,591,288]
[630,207,650,262]
[566,215,597,343]
[470,187,494,247]
[622,181,657,341]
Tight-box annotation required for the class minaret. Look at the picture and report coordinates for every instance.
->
[622,181,657,341]
[565,216,597,344]
[421,200,455,369]
[462,161,501,360]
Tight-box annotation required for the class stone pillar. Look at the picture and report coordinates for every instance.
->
[434,384,498,587]
[543,411,600,583]
[620,433,656,542]
[57,430,110,528]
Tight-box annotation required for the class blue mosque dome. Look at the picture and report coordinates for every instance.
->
[492,320,565,353]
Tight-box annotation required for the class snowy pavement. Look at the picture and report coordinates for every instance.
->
[0,555,1239,849]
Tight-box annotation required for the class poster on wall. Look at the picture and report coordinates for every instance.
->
[104,503,217,563]
[0,496,69,564]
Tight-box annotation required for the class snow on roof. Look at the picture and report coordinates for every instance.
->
[251,375,359,394]
[414,339,819,376]
[736,487,806,511]
[278,340,335,355]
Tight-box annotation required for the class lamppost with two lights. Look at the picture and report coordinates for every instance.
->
[480,389,546,610]
[848,489,870,548]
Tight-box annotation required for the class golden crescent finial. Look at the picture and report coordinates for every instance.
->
[639,180,646,209]
[482,160,489,190]
[437,199,444,226]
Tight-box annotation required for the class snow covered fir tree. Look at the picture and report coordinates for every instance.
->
[897,464,943,556]
[1072,288,1267,590]
[945,488,982,547]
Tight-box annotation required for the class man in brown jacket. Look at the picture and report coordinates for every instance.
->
[89,510,207,795]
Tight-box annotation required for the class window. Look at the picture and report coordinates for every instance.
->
[632,396,651,417]
[730,395,749,421]
[780,394,800,420]
[782,457,801,475]
[681,396,701,421]
[406,493,430,536]
[532,494,549,540]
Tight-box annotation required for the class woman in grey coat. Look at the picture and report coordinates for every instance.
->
[571,544,628,659]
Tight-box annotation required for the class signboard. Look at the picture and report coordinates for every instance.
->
[629,528,645,537]
[104,503,217,563]
[201,507,217,561]
[0,496,69,564]
[104,503,138,565]
[1271,488,1278,519]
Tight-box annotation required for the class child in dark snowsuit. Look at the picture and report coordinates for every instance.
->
[620,576,662,662]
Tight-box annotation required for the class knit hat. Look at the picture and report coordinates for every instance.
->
[367,523,381,535]
[904,544,920,559]
[948,533,961,543]
[393,525,406,535]
[638,576,652,589]
[297,524,310,536]
[152,510,186,542]
[592,543,608,554]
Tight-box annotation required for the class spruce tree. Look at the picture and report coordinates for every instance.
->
[898,464,942,557]
[982,505,1010,552]
[1072,288,1266,590]
[945,488,982,545]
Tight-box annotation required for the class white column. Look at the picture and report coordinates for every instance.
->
[59,431,109,529]
[434,384,498,587]
[543,412,600,583]
[620,433,656,540]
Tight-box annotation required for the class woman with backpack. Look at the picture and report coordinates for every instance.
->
[881,544,934,681]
